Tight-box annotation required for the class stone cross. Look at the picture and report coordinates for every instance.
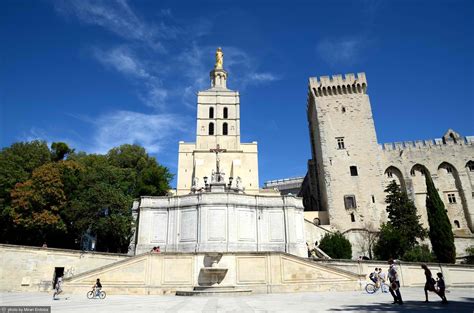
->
[210,144,226,174]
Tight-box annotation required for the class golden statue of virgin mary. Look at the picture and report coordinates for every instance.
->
[215,47,223,69]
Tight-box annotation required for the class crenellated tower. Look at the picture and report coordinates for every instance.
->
[305,72,387,231]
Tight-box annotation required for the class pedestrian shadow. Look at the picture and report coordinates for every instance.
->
[328,297,474,312]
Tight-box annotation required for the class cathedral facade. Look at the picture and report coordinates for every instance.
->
[302,72,474,254]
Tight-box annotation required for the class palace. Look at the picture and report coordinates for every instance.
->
[300,72,474,256]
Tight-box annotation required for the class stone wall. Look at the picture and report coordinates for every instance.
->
[134,193,307,257]
[312,259,474,288]
[0,244,130,292]
[63,252,364,295]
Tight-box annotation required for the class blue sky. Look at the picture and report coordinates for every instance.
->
[1,0,473,187]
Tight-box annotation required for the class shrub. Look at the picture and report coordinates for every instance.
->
[402,244,436,263]
[319,232,352,259]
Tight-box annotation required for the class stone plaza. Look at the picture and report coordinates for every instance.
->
[1,287,473,312]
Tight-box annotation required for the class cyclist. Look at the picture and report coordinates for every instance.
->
[92,278,102,297]
[369,268,379,285]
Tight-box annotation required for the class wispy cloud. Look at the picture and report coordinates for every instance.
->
[93,46,167,109]
[316,37,364,66]
[91,110,189,154]
[55,0,167,51]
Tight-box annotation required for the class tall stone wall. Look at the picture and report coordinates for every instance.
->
[0,244,130,292]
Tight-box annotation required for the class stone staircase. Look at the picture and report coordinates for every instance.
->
[176,286,252,296]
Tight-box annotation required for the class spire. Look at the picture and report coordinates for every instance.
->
[210,47,227,89]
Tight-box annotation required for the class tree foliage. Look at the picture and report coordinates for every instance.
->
[319,232,352,259]
[425,174,456,263]
[374,180,426,260]
[402,244,436,263]
[0,141,172,253]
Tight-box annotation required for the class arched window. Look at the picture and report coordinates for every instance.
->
[454,220,460,228]
[208,122,214,135]
[209,107,214,119]
[223,123,228,135]
[223,107,228,119]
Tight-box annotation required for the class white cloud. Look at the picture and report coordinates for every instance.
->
[316,37,364,66]
[249,72,279,83]
[93,47,167,109]
[91,111,189,154]
[55,0,165,51]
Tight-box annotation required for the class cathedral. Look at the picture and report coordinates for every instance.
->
[301,72,474,256]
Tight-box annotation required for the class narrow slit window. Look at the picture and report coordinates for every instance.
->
[223,122,228,135]
[350,213,355,222]
[208,122,214,135]
[209,107,214,119]
[223,107,228,119]
[371,195,375,203]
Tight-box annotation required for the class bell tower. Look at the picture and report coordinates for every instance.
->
[176,48,258,195]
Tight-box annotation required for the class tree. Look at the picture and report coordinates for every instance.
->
[51,142,73,161]
[374,181,426,260]
[425,174,456,263]
[402,244,436,263]
[373,224,407,260]
[9,162,69,244]
[357,222,379,259]
[107,144,172,197]
[0,140,51,205]
[319,232,352,259]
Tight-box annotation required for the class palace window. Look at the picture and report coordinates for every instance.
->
[208,122,214,135]
[223,107,228,119]
[350,166,358,176]
[209,107,214,119]
[223,123,228,135]
[336,137,345,149]
[344,195,357,209]
[447,193,456,204]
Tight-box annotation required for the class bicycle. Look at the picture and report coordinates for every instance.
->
[87,289,106,299]
[365,281,389,294]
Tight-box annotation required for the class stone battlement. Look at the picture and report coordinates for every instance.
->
[309,73,367,97]
[379,136,474,152]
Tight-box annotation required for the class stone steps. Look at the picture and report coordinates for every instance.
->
[176,286,252,296]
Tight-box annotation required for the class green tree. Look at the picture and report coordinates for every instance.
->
[0,140,51,205]
[51,142,74,161]
[319,232,352,259]
[402,244,436,263]
[374,181,426,260]
[107,144,172,197]
[373,223,407,260]
[64,154,134,253]
[0,141,52,243]
[425,174,456,263]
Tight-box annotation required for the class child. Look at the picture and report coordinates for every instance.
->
[436,272,448,304]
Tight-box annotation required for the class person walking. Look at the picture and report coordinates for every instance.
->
[436,272,449,304]
[387,259,403,305]
[421,264,438,302]
[53,275,63,300]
